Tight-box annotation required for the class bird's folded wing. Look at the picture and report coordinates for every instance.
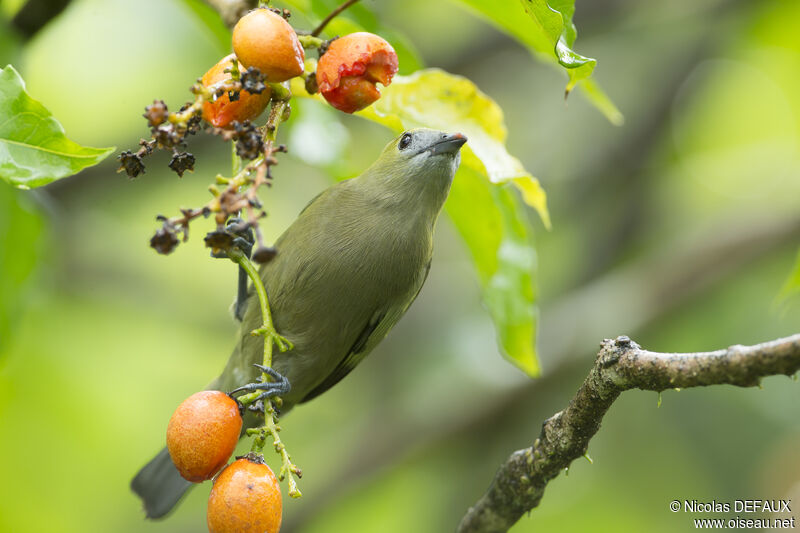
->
[299,307,388,403]
[299,258,431,403]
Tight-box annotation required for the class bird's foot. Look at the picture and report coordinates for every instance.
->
[208,217,255,321]
[209,217,255,259]
[230,364,291,408]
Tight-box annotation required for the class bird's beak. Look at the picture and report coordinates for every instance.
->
[425,132,468,156]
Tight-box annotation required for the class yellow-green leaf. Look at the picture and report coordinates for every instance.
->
[447,166,540,376]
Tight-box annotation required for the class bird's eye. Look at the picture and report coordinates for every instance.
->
[398,133,412,150]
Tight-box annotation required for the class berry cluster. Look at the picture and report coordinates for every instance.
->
[167,391,284,533]
[118,6,399,262]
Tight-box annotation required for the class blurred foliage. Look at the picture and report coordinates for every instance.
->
[179,0,232,53]
[777,248,800,305]
[0,65,114,189]
[452,0,622,124]
[0,185,45,353]
[0,1,799,533]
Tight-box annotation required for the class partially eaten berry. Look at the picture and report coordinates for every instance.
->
[316,32,399,113]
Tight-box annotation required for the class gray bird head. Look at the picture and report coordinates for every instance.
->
[388,128,466,173]
[361,128,467,212]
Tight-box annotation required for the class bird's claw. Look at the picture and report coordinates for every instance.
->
[210,217,255,258]
[228,219,254,254]
[230,364,291,405]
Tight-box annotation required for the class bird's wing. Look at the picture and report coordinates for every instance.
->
[299,259,432,403]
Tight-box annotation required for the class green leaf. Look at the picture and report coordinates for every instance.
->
[292,68,545,375]
[452,0,622,124]
[0,65,114,189]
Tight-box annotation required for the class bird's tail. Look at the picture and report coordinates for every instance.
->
[131,447,192,519]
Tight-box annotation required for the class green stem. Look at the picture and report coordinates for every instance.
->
[227,247,278,372]
[227,246,301,497]
[297,34,325,49]
[231,139,242,175]
[222,79,302,497]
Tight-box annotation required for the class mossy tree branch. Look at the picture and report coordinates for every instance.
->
[457,333,800,533]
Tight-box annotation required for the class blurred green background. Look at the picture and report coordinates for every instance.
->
[1,0,800,532]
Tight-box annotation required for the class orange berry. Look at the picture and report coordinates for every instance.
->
[166,390,242,482]
[317,32,398,113]
[232,9,304,83]
[207,457,282,533]
[201,54,271,128]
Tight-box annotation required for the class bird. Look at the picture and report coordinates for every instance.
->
[131,128,467,519]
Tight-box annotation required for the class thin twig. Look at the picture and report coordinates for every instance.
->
[311,0,360,36]
[456,334,800,533]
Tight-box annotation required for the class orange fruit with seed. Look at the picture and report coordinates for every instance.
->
[166,390,242,482]
[207,457,282,533]
[202,54,271,128]
[317,32,398,113]
[232,8,305,83]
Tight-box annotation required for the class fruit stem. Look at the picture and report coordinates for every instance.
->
[226,248,289,375]
[231,140,242,175]
[229,249,303,497]
[247,410,303,498]
[227,93,302,497]
[297,34,325,49]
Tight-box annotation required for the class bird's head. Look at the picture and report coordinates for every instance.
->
[361,128,467,212]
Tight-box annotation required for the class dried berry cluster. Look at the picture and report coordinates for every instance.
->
[118,6,400,265]
[117,63,269,182]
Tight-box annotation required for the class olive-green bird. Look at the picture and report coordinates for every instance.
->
[131,128,467,518]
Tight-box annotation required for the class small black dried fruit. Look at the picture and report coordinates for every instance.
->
[151,226,179,254]
[169,151,196,177]
[241,67,267,95]
[117,150,145,178]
